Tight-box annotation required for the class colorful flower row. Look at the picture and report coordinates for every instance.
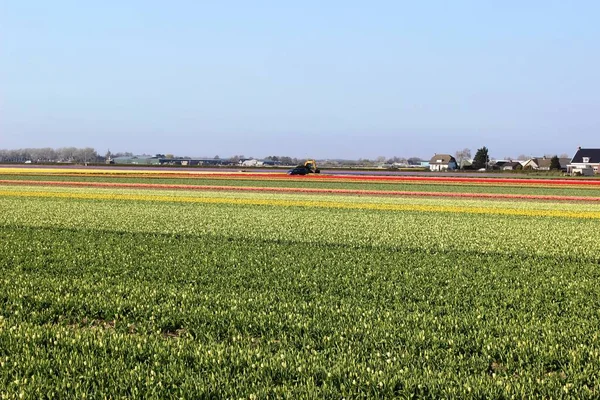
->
[2,166,600,186]
[2,189,599,220]
[1,179,599,202]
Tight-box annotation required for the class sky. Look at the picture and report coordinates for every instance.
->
[1,1,599,159]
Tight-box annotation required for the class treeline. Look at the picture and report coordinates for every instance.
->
[263,156,297,165]
[0,148,430,167]
[262,156,424,167]
[0,147,101,163]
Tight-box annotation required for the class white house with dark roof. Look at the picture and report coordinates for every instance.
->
[567,148,600,175]
[428,154,458,171]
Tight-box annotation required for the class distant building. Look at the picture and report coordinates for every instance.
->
[567,148,600,175]
[521,158,543,170]
[111,156,238,166]
[493,160,522,170]
[522,157,571,171]
[492,160,509,168]
[241,159,264,167]
[112,155,160,165]
[261,160,281,166]
[428,154,457,171]
[158,158,231,166]
[503,161,522,171]
[459,159,473,169]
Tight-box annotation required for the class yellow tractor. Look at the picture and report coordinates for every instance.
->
[303,159,320,173]
[287,159,321,175]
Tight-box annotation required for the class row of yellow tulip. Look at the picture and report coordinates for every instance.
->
[1,188,598,220]
[3,184,600,211]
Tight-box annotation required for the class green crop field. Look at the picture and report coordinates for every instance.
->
[1,170,600,398]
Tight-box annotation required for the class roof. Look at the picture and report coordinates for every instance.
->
[536,158,552,169]
[429,154,456,164]
[559,158,571,168]
[159,158,225,162]
[571,148,600,164]
[504,161,522,168]
[527,157,571,169]
[113,155,158,161]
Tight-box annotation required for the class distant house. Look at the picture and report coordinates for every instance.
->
[522,157,545,170]
[558,158,571,171]
[428,154,457,171]
[567,148,600,175]
[522,157,570,171]
[492,160,510,169]
[498,161,522,171]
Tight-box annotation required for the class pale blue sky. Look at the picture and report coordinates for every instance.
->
[1,1,598,159]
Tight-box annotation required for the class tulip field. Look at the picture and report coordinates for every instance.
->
[1,167,600,398]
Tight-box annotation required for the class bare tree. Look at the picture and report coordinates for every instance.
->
[454,148,472,169]
[112,152,133,158]
[0,147,98,163]
[73,148,98,163]
[38,148,56,162]
[58,147,78,162]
